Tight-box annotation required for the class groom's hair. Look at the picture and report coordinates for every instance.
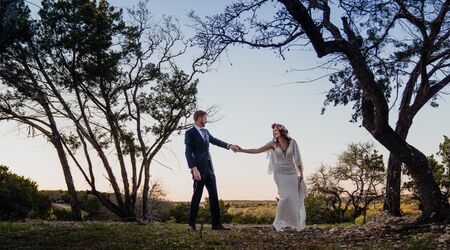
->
[193,110,207,121]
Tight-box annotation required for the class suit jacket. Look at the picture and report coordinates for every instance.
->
[184,126,229,175]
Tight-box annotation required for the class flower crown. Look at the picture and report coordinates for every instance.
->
[271,123,288,134]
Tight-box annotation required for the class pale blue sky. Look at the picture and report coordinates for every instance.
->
[1,0,449,201]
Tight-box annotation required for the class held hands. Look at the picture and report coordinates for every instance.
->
[229,144,241,152]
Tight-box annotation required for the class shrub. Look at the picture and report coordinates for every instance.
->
[164,199,233,224]
[77,193,101,220]
[0,165,51,220]
[52,208,73,221]
[166,202,190,223]
[203,199,233,224]
[305,194,354,225]
[29,192,52,219]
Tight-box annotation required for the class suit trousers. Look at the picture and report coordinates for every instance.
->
[188,161,221,226]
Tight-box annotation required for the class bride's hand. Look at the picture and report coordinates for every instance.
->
[298,175,304,182]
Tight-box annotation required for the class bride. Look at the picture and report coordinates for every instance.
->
[237,123,307,231]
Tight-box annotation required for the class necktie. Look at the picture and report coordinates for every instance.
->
[200,128,208,143]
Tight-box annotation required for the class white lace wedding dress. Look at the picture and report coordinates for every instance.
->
[268,139,307,231]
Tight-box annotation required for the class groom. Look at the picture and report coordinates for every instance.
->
[185,110,239,231]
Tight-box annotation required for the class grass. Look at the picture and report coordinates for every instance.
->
[407,234,438,250]
[312,222,354,227]
[0,220,444,249]
[0,221,223,249]
[0,197,436,249]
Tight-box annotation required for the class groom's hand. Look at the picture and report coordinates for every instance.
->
[192,167,201,181]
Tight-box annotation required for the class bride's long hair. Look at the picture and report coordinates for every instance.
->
[272,123,291,145]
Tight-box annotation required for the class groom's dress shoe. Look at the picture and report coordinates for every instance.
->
[212,224,230,230]
[187,224,196,231]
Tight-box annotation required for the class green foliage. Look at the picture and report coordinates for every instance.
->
[165,198,233,224]
[0,165,51,220]
[164,199,276,224]
[29,192,52,219]
[0,0,31,50]
[52,208,73,221]
[78,193,101,220]
[39,190,121,220]
[439,135,450,174]
[305,193,354,225]
[202,198,233,224]
[407,234,437,250]
[165,202,190,223]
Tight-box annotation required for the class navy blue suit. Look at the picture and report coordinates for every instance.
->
[185,126,229,226]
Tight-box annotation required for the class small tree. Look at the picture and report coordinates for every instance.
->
[309,142,385,223]
[308,164,352,223]
[335,142,385,223]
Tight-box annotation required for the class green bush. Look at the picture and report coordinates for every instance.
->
[164,199,275,224]
[77,193,101,220]
[0,165,51,220]
[165,202,190,223]
[29,192,52,219]
[305,194,353,225]
[52,208,73,221]
[164,199,233,224]
[203,199,233,224]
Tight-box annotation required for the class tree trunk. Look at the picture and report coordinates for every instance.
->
[363,207,367,224]
[42,98,83,221]
[371,126,450,222]
[362,195,367,224]
[383,115,413,216]
[105,109,134,219]
[51,138,83,221]
[404,151,450,221]
[142,131,172,220]
[383,155,402,216]
[142,161,151,220]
